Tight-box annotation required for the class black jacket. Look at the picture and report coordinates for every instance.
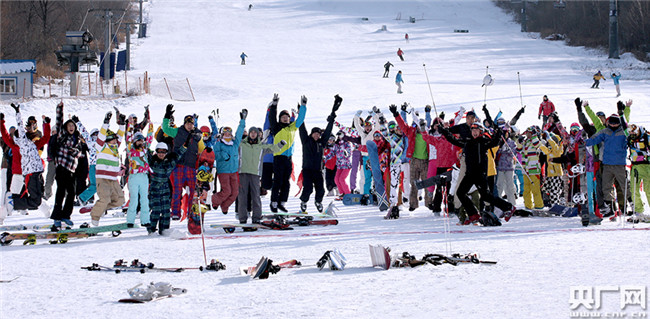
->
[441,128,501,174]
[299,114,336,171]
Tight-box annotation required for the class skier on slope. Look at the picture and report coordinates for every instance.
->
[611,72,622,97]
[240,52,248,65]
[299,95,340,213]
[267,94,307,212]
[395,71,404,94]
[591,71,605,89]
[383,61,394,78]
[397,48,404,61]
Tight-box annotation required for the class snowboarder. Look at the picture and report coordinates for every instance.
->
[395,71,404,94]
[248,4,252,10]
[211,110,247,214]
[240,52,248,65]
[611,72,622,97]
[383,61,394,78]
[591,71,605,89]
[397,48,404,61]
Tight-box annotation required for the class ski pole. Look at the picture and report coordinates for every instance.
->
[632,168,638,228]
[483,66,489,105]
[622,168,629,228]
[500,135,532,183]
[422,64,439,118]
[517,72,524,109]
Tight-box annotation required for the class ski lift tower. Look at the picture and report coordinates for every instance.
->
[55,31,98,96]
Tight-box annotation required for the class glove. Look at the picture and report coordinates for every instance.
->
[300,95,308,106]
[355,110,363,117]
[117,113,126,126]
[400,103,408,112]
[482,104,488,112]
[333,94,342,112]
[164,104,175,119]
[439,111,445,119]
[240,109,248,120]
[144,105,150,120]
[0,113,4,121]
[425,105,432,113]
[326,114,336,123]
[372,106,380,114]
[10,103,19,113]
[44,116,51,124]
[538,114,541,120]
[518,135,525,143]
[104,112,112,124]
[208,115,213,120]
[272,93,279,106]
[389,104,398,116]
[617,101,625,112]
[279,140,287,147]
[378,115,386,125]
[71,115,79,123]
[574,98,582,113]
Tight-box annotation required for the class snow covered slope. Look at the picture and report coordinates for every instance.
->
[1,0,649,318]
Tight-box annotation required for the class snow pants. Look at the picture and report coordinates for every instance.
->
[631,164,650,213]
[361,155,372,194]
[79,164,97,203]
[409,158,430,209]
[456,170,513,218]
[496,170,516,206]
[261,162,274,191]
[432,167,452,212]
[237,173,262,223]
[12,172,43,211]
[325,167,337,192]
[523,174,544,209]
[389,162,402,206]
[350,150,361,191]
[212,172,239,213]
[44,160,56,199]
[91,179,125,222]
[149,181,172,232]
[514,167,524,196]
[602,164,630,209]
[543,176,564,206]
[335,168,351,195]
[170,165,196,219]
[300,168,325,204]
[52,166,76,220]
[127,173,150,225]
[271,155,292,204]
[586,172,596,214]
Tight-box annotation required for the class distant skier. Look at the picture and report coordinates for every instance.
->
[591,71,605,89]
[383,61,393,78]
[240,52,248,65]
[395,71,404,94]
[611,72,622,97]
[537,95,555,126]
[397,48,404,61]
[405,33,409,43]
[248,4,253,11]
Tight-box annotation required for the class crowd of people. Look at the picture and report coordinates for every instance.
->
[1,93,647,234]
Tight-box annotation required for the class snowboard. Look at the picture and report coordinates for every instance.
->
[316,249,347,270]
[373,190,389,211]
[261,212,333,219]
[369,245,391,270]
[549,204,579,217]
[118,283,187,303]
[0,231,89,246]
[0,224,54,231]
[342,194,374,206]
[261,215,339,227]
[187,203,208,235]
[209,221,293,233]
[414,170,452,190]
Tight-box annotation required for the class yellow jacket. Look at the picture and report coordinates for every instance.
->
[545,136,564,177]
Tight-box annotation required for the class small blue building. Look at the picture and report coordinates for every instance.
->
[0,59,36,100]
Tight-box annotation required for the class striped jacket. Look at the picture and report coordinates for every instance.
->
[95,122,125,181]
[77,121,98,166]
[516,136,549,175]
[126,123,154,175]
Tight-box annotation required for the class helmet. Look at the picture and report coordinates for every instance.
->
[155,142,168,151]
[200,126,210,134]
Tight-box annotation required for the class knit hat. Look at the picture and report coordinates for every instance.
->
[311,127,322,135]
[155,142,168,151]
[279,110,290,120]
[133,132,145,142]
[607,114,621,125]
[466,110,476,118]
[183,115,194,124]
[105,130,118,142]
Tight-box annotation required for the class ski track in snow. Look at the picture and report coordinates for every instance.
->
[2,0,650,318]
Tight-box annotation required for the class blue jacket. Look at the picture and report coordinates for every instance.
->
[585,126,628,165]
[214,119,245,173]
[611,74,621,85]
[395,73,403,83]
[203,117,220,149]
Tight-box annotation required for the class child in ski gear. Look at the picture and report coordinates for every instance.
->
[50,102,84,228]
[611,73,622,97]
[267,94,307,212]
[211,109,247,214]
[125,123,154,227]
[148,140,187,234]
[538,95,555,126]
[299,95,340,212]
[440,123,516,223]
[395,71,404,94]
[239,127,284,222]
[591,71,605,89]
[90,111,126,226]
[383,61,394,78]
[162,104,205,219]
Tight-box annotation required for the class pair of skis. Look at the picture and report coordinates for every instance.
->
[370,245,497,270]
[82,259,225,274]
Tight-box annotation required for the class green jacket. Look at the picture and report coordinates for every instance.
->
[239,138,282,175]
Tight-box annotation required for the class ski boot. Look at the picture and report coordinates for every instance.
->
[314,202,323,213]
[51,220,62,232]
[300,201,307,213]
[0,232,14,246]
[202,259,226,271]
[503,206,516,222]
[270,202,278,213]
[384,206,400,219]
[277,202,288,213]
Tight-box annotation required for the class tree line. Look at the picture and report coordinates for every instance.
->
[494,0,649,61]
[1,0,135,79]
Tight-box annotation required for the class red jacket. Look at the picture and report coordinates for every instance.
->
[420,131,459,168]
[0,120,22,175]
[397,49,403,56]
[538,100,555,117]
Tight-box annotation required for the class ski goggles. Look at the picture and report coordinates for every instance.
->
[221,127,233,134]
[387,123,396,130]
[156,149,168,154]
[596,111,606,117]
[373,132,383,138]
